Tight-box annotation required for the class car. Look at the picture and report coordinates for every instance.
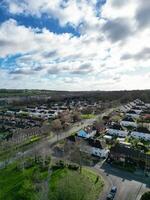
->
[107,186,117,200]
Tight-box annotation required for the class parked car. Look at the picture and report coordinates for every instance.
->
[107,186,117,200]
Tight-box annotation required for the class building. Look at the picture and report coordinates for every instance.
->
[131,131,150,141]
[77,129,90,138]
[87,138,109,158]
[130,127,150,141]
[92,147,109,158]
[120,116,137,127]
[126,110,140,119]
[106,123,128,138]
[106,129,128,137]
[110,144,150,169]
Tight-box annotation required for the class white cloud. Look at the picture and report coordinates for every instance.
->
[0,0,150,90]
[101,0,138,20]
[5,0,99,27]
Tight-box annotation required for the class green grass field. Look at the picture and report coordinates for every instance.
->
[0,158,49,200]
[0,156,104,200]
[49,167,104,200]
[81,114,96,119]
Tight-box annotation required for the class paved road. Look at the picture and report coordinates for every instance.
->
[1,106,149,200]
[0,108,113,169]
[95,162,150,200]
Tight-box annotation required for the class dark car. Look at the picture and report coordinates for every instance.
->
[107,186,117,200]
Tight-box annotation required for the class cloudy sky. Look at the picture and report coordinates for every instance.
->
[0,0,150,91]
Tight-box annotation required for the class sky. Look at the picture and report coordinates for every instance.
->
[0,0,150,91]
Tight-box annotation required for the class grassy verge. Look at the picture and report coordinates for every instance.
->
[49,167,104,200]
[81,114,96,119]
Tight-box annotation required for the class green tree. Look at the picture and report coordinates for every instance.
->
[141,191,150,200]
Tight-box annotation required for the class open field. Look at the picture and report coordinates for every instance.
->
[0,158,104,200]
[49,167,104,200]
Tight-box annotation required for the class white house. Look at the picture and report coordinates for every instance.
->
[106,128,128,137]
[120,121,137,128]
[104,135,113,140]
[131,131,150,141]
[120,116,137,128]
[92,147,109,158]
[126,110,140,119]
[131,109,142,115]
[145,103,150,108]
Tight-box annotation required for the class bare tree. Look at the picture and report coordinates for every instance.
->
[51,119,62,141]
[72,111,81,122]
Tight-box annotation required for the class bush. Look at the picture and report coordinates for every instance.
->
[67,163,79,170]
[52,160,66,170]
[24,158,35,169]
[141,191,150,200]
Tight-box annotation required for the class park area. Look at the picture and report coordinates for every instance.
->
[0,157,104,200]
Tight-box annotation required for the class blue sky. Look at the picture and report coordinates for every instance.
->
[0,0,150,91]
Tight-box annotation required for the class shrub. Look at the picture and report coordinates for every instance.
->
[141,191,150,200]
[67,163,79,170]
[51,160,66,170]
[24,158,35,169]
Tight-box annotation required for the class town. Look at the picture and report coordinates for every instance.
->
[0,0,150,199]
[0,92,150,200]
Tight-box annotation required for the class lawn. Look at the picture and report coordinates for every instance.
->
[0,160,104,200]
[81,114,96,119]
[49,167,104,200]
[0,159,49,200]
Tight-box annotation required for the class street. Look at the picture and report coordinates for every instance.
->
[2,106,148,200]
[0,108,112,169]
[95,162,150,200]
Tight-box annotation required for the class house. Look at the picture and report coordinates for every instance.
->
[119,106,127,112]
[142,114,150,120]
[109,144,150,168]
[126,110,140,119]
[131,131,150,141]
[106,123,128,138]
[145,103,150,108]
[84,125,96,137]
[92,147,109,158]
[120,116,137,127]
[77,129,91,138]
[131,127,150,141]
[104,135,113,141]
[77,125,96,138]
[106,128,128,138]
[87,138,109,158]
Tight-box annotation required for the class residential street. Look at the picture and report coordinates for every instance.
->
[0,108,113,169]
[95,162,150,200]
[3,106,149,200]
[0,106,150,200]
